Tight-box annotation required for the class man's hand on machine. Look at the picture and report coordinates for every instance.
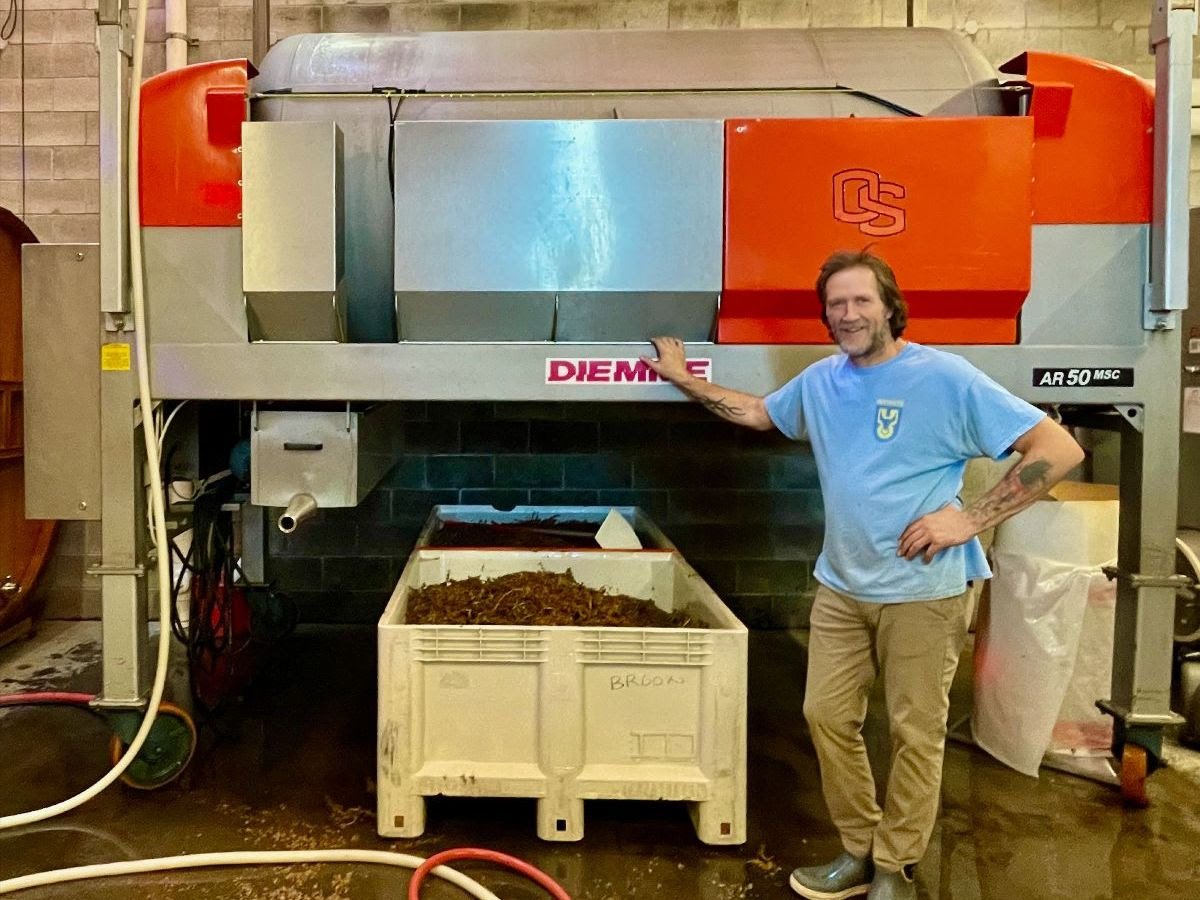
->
[641,336,691,384]
[897,505,977,563]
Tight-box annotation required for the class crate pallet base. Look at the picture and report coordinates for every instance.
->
[379,776,744,844]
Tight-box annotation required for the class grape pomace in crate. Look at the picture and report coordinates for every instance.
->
[377,549,747,844]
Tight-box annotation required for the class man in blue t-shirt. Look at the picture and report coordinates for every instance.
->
[643,250,1083,900]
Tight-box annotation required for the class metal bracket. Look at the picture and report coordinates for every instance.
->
[165,31,199,48]
[1095,699,1185,728]
[1151,1,1199,46]
[90,696,147,711]
[1143,284,1177,330]
[1142,304,1171,333]
[86,564,146,577]
[1114,404,1144,432]
[1102,565,1195,597]
[105,311,134,333]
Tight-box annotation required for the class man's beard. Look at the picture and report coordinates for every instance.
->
[835,321,889,359]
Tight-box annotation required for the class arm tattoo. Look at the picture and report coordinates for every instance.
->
[697,395,746,418]
[967,459,1054,525]
[1017,460,1051,489]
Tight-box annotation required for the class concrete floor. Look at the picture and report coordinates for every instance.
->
[2,622,1199,900]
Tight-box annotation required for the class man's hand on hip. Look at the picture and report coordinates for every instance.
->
[898,506,977,563]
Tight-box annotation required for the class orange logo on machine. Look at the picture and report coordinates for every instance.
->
[832,168,906,237]
[721,117,1034,345]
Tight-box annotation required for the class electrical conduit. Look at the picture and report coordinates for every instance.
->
[164,0,188,71]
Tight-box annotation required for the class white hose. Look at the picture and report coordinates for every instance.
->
[0,850,501,899]
[157,399,189,457]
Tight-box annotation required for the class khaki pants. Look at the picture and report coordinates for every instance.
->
[803,584,974,872]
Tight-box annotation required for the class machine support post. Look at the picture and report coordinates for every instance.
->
[95,376,149,705]
[1147,0,1196,323]
[1103,390,1186,751]
[93,3,150,706]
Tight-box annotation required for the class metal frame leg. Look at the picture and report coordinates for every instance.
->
[93,370,149,706]
[1101,382,1186,764]
[93,4,149,708]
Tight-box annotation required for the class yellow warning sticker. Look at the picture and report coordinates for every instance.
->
[101,343,131,371]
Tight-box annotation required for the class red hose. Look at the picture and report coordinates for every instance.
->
[0,692,96,707]
[406,847,571,900]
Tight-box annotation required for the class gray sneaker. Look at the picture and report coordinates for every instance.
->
[788,851,873,899]
[866,867,916,900]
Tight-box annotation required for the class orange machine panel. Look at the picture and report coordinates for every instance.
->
[1000,52,1153,225]
[721,117,1034,345]
[139,59,254,227]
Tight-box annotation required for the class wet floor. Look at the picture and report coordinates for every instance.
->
[2,622,1199,899]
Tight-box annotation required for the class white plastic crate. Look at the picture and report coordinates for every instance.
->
[377,549,746,844]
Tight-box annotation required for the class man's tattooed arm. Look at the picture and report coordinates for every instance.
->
[898,419,1082,563]
[963,428,1081,532]
[678,380,770,428]
[641,337,774,430]
[696,393,747,419]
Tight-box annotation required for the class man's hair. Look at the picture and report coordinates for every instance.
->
[815,250,908,339]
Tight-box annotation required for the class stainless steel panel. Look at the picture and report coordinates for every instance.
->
[252,410,356,508]
[355,403,402,501]
[250,404,400,507]
[151,341,1164,404]
[254,99,395,342]
[254,29,1003,116]
[246,291,346,343]
[242,121,345,342]
[393,120,723,338]
[555,292,717,342]
[1020,225,1147,348]
[242,121,342,292]
[395,292,554,342]
[21,244,101,520]
[144,228,246,345]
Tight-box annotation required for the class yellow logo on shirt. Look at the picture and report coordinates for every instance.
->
[875,399,904,441]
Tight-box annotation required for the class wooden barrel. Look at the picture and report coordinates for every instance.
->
[0,208,58,647]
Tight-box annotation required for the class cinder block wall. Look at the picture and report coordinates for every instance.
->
[262,401,824,626]
[10,0,1188,625]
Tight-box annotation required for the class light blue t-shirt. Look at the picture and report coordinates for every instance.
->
[764,343,1044,603]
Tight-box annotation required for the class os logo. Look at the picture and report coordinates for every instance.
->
[833,168,907,237]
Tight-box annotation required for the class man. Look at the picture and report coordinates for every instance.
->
[642,250,1083,900]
